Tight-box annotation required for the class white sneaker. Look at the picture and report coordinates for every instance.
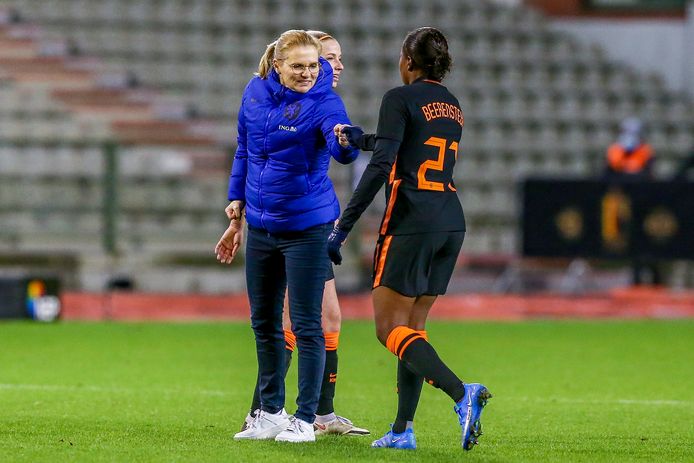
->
[314,415,370,436]
[240,410,259,432]
[274,416,316,443]
[240,409,289,432]
[234,410,290,440]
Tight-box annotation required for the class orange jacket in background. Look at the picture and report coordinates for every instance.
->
[606,143,653,174]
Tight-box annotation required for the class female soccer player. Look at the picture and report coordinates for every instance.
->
[216,29,358,443]
[328,27,492,451]
[242,30,369,437]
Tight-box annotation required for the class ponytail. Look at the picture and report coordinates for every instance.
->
[257,41,277,78]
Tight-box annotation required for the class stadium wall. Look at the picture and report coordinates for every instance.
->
[59,288,694,321]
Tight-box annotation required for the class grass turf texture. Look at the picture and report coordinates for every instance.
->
[0,320,693,462]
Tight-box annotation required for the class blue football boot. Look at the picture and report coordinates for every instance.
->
[371,425,417,450]
[454,383,492,451]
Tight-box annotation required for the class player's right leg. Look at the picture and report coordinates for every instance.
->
[388,296,433,437]
[372,299,432,449]
[368,287,418,449]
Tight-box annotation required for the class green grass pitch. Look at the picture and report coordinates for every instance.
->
[1,320,693,462]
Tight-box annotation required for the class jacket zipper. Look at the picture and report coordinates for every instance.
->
[259,104,275,230]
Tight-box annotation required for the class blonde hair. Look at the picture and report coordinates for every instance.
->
[257,30,322,79]
[306,30,335,42]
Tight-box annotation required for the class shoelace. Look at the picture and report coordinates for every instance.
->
[249,410,270,430]
[286,416,305,434]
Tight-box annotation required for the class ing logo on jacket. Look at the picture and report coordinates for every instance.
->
[284,102,302,120]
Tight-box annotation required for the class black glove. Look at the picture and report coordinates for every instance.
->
[341,125,365,149]
[327,225,349,265]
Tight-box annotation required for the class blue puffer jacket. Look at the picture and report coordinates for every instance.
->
[227,58,358,233]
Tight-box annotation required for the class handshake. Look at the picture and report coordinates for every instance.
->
[333,124,364,149]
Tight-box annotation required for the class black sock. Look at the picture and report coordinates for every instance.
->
[392,359,424,434]
[250,347,293,414]
[317,348,338,415]
[400,338,465,403]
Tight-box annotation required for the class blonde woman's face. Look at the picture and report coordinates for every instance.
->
[274,45,320,93]
[320,39,343,88]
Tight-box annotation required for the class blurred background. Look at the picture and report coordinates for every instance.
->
[0,0,692,321]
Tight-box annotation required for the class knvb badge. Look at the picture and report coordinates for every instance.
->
[283,102,302,120]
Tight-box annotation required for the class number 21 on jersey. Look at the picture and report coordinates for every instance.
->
[418,136,458,191]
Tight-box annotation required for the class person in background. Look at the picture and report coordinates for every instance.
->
[604,117,654,179]
[215,29,358,443]
[604,117,660,284]
[241,30,369,438]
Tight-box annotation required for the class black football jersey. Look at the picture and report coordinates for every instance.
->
[340,78,466,235]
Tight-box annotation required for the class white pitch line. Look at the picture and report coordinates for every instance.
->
[1,384,692,407]
[507,396,692,407]
[0,383,230,397]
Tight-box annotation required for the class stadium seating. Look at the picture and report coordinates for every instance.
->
[0,0,692,291]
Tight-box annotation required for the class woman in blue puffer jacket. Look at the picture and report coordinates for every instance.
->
[215,29,358,443]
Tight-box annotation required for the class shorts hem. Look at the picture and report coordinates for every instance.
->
[372,283,441,298]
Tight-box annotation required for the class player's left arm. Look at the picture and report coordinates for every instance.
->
[334,89,408,232]
[327,135,401,264]
[327,90,407,264]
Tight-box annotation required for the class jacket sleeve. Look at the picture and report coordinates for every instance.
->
[318,93,359,165]
[227,94,248,201]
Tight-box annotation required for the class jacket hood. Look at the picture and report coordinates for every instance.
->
[265,56,334,103]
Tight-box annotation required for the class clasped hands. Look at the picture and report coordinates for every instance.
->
[334,124,363,148]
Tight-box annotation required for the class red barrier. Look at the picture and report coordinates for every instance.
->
[61,288,694,321]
